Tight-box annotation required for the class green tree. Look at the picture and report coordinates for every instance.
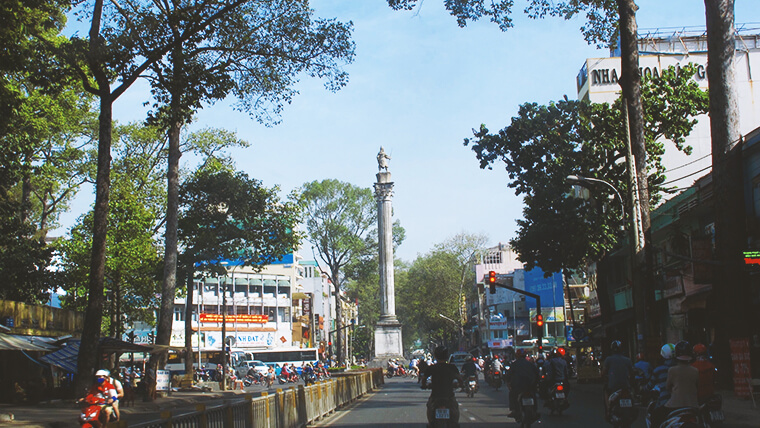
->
[299,179,377,364]
[397,250,463,350]
[179,166,302,374]
[55,123,166,331]
[62,0,268,390]
[464,65,708,274]
[143,0,354,371]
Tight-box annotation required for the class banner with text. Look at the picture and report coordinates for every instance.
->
[199,313,268,323]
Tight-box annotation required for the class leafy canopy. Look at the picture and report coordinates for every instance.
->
[464,65,708,273]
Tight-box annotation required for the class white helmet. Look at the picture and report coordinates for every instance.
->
[95,369,110,377]
[660,344,675,360]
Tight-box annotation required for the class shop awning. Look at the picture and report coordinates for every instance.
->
[40,338,158,374]
[0,333,57,352]
[292,292,309,300]
[40,340,80,373]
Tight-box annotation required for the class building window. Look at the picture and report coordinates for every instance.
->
[484,251,502,265]
[174,306,184,322]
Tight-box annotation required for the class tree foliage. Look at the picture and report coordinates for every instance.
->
[299,179,377,363]
[464,65,708,273]
[178,168,302,276]
[55,123,167,328]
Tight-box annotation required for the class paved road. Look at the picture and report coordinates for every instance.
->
[311,375,756,427]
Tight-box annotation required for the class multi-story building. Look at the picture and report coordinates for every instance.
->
[170,253,302,351]
[576,28,760,191]
[578,29,760,362]
[297,260,332,354]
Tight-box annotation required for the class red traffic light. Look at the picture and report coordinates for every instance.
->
[488,271,496,283]
[536,314,544,327]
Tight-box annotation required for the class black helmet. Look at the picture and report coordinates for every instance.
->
[610,340,623,353]
[434,346,448,361]
[675,340,693,362]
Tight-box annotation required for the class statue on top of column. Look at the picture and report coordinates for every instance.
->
[377,146,391,172]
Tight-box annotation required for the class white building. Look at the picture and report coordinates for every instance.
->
[576,28,760,190]
[170,254,302,351]
[297,260,332,352]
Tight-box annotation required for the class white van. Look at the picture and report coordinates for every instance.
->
[448,352,473,370]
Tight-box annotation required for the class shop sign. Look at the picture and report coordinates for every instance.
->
[199,313,268,323]
[490,321,508,330]
[730,338,752,398]
[587,289,601,319]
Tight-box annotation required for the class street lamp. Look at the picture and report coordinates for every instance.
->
[566,174,647,355]
[567,175,625,221]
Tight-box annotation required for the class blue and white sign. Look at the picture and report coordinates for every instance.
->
[523,268,565,309]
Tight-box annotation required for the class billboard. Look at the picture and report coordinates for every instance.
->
[523,268,565,309]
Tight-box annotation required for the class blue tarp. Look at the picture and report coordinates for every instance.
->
[40,339,80,373]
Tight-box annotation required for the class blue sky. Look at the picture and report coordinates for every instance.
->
[56,1,760,262]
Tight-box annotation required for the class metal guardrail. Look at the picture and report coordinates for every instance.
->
[116,369,383,428]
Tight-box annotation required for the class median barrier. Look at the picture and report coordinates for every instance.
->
[122,368,382,428]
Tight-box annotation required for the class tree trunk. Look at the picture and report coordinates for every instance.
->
[75,92,112,395]
[184,263,196,375]
[155,42,184,373]
[616,0,659,356]
[332,270,343,365]
[704,0,747,385]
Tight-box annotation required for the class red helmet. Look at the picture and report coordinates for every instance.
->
[557,347,566,356]
[693,343,707,356]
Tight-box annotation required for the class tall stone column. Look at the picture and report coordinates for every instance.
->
[373,149,403,361]
[375,172,397,323]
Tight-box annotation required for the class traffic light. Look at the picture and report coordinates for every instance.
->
[488,271,497,294]
[536,314,544,328]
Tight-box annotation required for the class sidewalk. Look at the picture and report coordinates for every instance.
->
[0,382,256,428]
[719,389,760,427]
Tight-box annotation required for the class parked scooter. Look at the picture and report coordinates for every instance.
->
[608,389,637,428]
[545,382,570,415]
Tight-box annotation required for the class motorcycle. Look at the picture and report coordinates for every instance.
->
[608,388,637,428]
[303,371,317,386]
[489,370,502,390]
[465,375,478,398]
[514,392,539,428]
[429,397,458,428]
[659,407,703,428]
[700,394,724,426]
[545,382,569,415]
[77,393,107,428]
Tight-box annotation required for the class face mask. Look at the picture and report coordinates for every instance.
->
[97,377,105,384]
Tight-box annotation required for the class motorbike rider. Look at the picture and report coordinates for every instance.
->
[634,353,652,382]
[83,370,118,423]
[506,348,540,418]
[421,346,463,428]
[388,358,398,376]
[461,357,479,391]
[601,340,634,420]
[691,343,716,404]
[547,348,569,389]
[648,343,677,426]
[658,341,699,422]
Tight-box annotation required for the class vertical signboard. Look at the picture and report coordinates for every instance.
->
[729,338,752,398]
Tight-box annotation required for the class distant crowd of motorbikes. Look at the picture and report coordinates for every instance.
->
[391,344,724,428]
[192,363,330,388]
